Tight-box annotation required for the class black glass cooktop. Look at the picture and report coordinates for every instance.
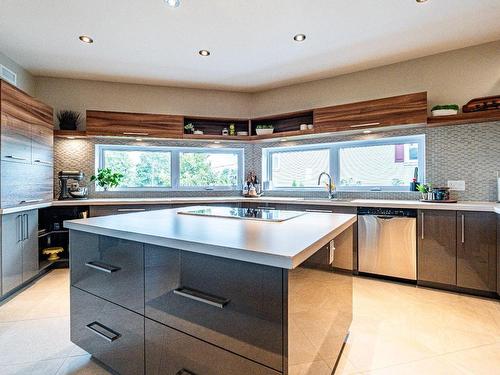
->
[177,207,305,222]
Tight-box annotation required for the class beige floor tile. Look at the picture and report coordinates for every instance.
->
[439,343,500,375]
[289,360,333,375]
[362,356,470,375]
[56,355,112,375]
[0,358,65,375]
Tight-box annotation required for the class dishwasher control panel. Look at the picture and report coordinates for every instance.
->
[357,207,417,217]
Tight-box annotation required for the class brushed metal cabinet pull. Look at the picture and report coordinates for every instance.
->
[421,212,425,240]
[86,321,121,342]
[257,206,275,210]
[117,208,146,212]
[173,287,230,309]
[305,209,333,213]
[85,261,121,273]
[176,369,197,375]
[461,214,465,243]
[34,159,52,165]
[16,215,22,243]
[5,155,28,161]
[24,214,28,241]
[20,199,43,204]
[123,132,149,136]
[349,122,381,128]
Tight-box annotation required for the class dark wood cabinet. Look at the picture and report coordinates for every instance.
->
[71,287,144,375]
[457,211,497,292]
[70,231,145,314]
[314,92,427,132]
[145,318,280,375]
[86,110,184,138]
[417,210,457,286]
[144,245,283,371]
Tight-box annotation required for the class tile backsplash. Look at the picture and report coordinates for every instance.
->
[54,121,500,201]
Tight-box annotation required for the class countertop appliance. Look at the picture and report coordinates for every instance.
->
[358,207,417,280]
[178,207,305,222]
[58,170,86,200]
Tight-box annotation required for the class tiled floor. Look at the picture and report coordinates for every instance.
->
[0,270,498,374]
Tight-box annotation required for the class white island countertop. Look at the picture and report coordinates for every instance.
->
[64,206,357,269]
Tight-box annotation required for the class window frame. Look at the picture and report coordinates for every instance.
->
[96,144,244,191]
[263,135,425,192]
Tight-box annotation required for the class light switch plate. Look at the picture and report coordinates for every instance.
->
[447,180,465,191]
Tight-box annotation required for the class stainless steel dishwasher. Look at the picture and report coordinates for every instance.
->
[358,207,417,280]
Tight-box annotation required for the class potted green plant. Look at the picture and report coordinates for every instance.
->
[431,104,459,116]
[91,168,124,191]
[416,183,433,200]
[184,123,194,134]
[57,110,81,130]
[255,124,274,136]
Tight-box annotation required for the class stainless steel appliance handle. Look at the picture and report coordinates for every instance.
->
[117,208,146,212]
[174,287,230,309]
[85,261,121,273]
[86,322,121,342]
[421,212,424,240]
[461,214,465,243]
[306,209,332,213]
[376,215,395,220]
[4,155,28,161]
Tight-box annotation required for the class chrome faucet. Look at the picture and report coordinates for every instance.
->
[318,172,335,199]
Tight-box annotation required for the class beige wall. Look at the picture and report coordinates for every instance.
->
[34,77,252,128]
[0,51,35,95]
[250,41,500,117]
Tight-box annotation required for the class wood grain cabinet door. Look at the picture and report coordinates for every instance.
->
[31,122,54,166]
[457,211,497,292]
[313,92,427,133]
[417,210,457,286]
[86,110,184,138]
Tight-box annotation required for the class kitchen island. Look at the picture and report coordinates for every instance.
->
[65,206,357,375]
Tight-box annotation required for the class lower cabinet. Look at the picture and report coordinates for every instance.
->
[418,210,497,293]
[145,319,280,375]
[1,209,39,295]
[71,287,144,375]
[457,211,497,291]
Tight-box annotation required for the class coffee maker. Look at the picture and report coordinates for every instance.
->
[58,171,87,200]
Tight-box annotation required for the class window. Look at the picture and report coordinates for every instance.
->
[97,145,243,190]
[263,135,425,192]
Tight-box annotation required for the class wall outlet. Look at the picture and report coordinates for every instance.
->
[447,180,465,191]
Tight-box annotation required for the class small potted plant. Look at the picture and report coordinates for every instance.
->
[431,104,459,116]
[255,124,274,135]
[91,168,124,191]
[184,123,194,134]
[57,110,81,130]
[416,183,433,200]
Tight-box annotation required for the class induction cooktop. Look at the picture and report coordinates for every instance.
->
[177,206,305,222]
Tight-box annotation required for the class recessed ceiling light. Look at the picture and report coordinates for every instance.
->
[293,34,306,42]
[199,50,210,56]
[416,0,428,3]
[79,35,93,44]
[165,0,181,7]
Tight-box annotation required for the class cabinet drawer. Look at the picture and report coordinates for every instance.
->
[90,205,150,217]
[146,318,280,375]
[71,287,144,375]
[145,246,283,371]
[70,231,144,313]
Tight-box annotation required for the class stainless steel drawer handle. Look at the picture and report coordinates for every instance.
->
[176,369,197,375]
[85,261,121,273]
[123,132,149,136]
[117,208,147,212]
[86,321,121,342]
[305,209,332,213]
[173,287,230,309]
[257,206,276,210]
[34,159,52,165]
[461,214,465,243]
[350,122,380,128]
[5,155,28,161]
[20,199,43,204]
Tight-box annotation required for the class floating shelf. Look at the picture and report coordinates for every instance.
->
[427,110,500,127]
[183,134,251,141]
[54,130,87,138]
[250,128,316,141]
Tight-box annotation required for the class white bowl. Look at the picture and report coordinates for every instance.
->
[193,130,204,135]
[256,128,274,135]
[431,109,458,116]
[237,131,248,136]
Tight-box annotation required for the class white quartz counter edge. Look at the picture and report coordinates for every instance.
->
[64,209,357,269]
[1,197,499,215]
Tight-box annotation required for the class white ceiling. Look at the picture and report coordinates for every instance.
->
[1,0,499,92]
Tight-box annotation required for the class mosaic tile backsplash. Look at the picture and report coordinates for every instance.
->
[54,121,500,201]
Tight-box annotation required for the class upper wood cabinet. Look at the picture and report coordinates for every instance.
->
[0,80,53,164]
[86,110,184,138]
[313,92,427,132]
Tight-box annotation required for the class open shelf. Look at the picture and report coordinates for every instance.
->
[250,128,316,140]
[251,110,314,136]
[183,133,251,141]
[39,258,69,272]
[184,117,250,137]
[54,130,87,138]
[427,109,500,127]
